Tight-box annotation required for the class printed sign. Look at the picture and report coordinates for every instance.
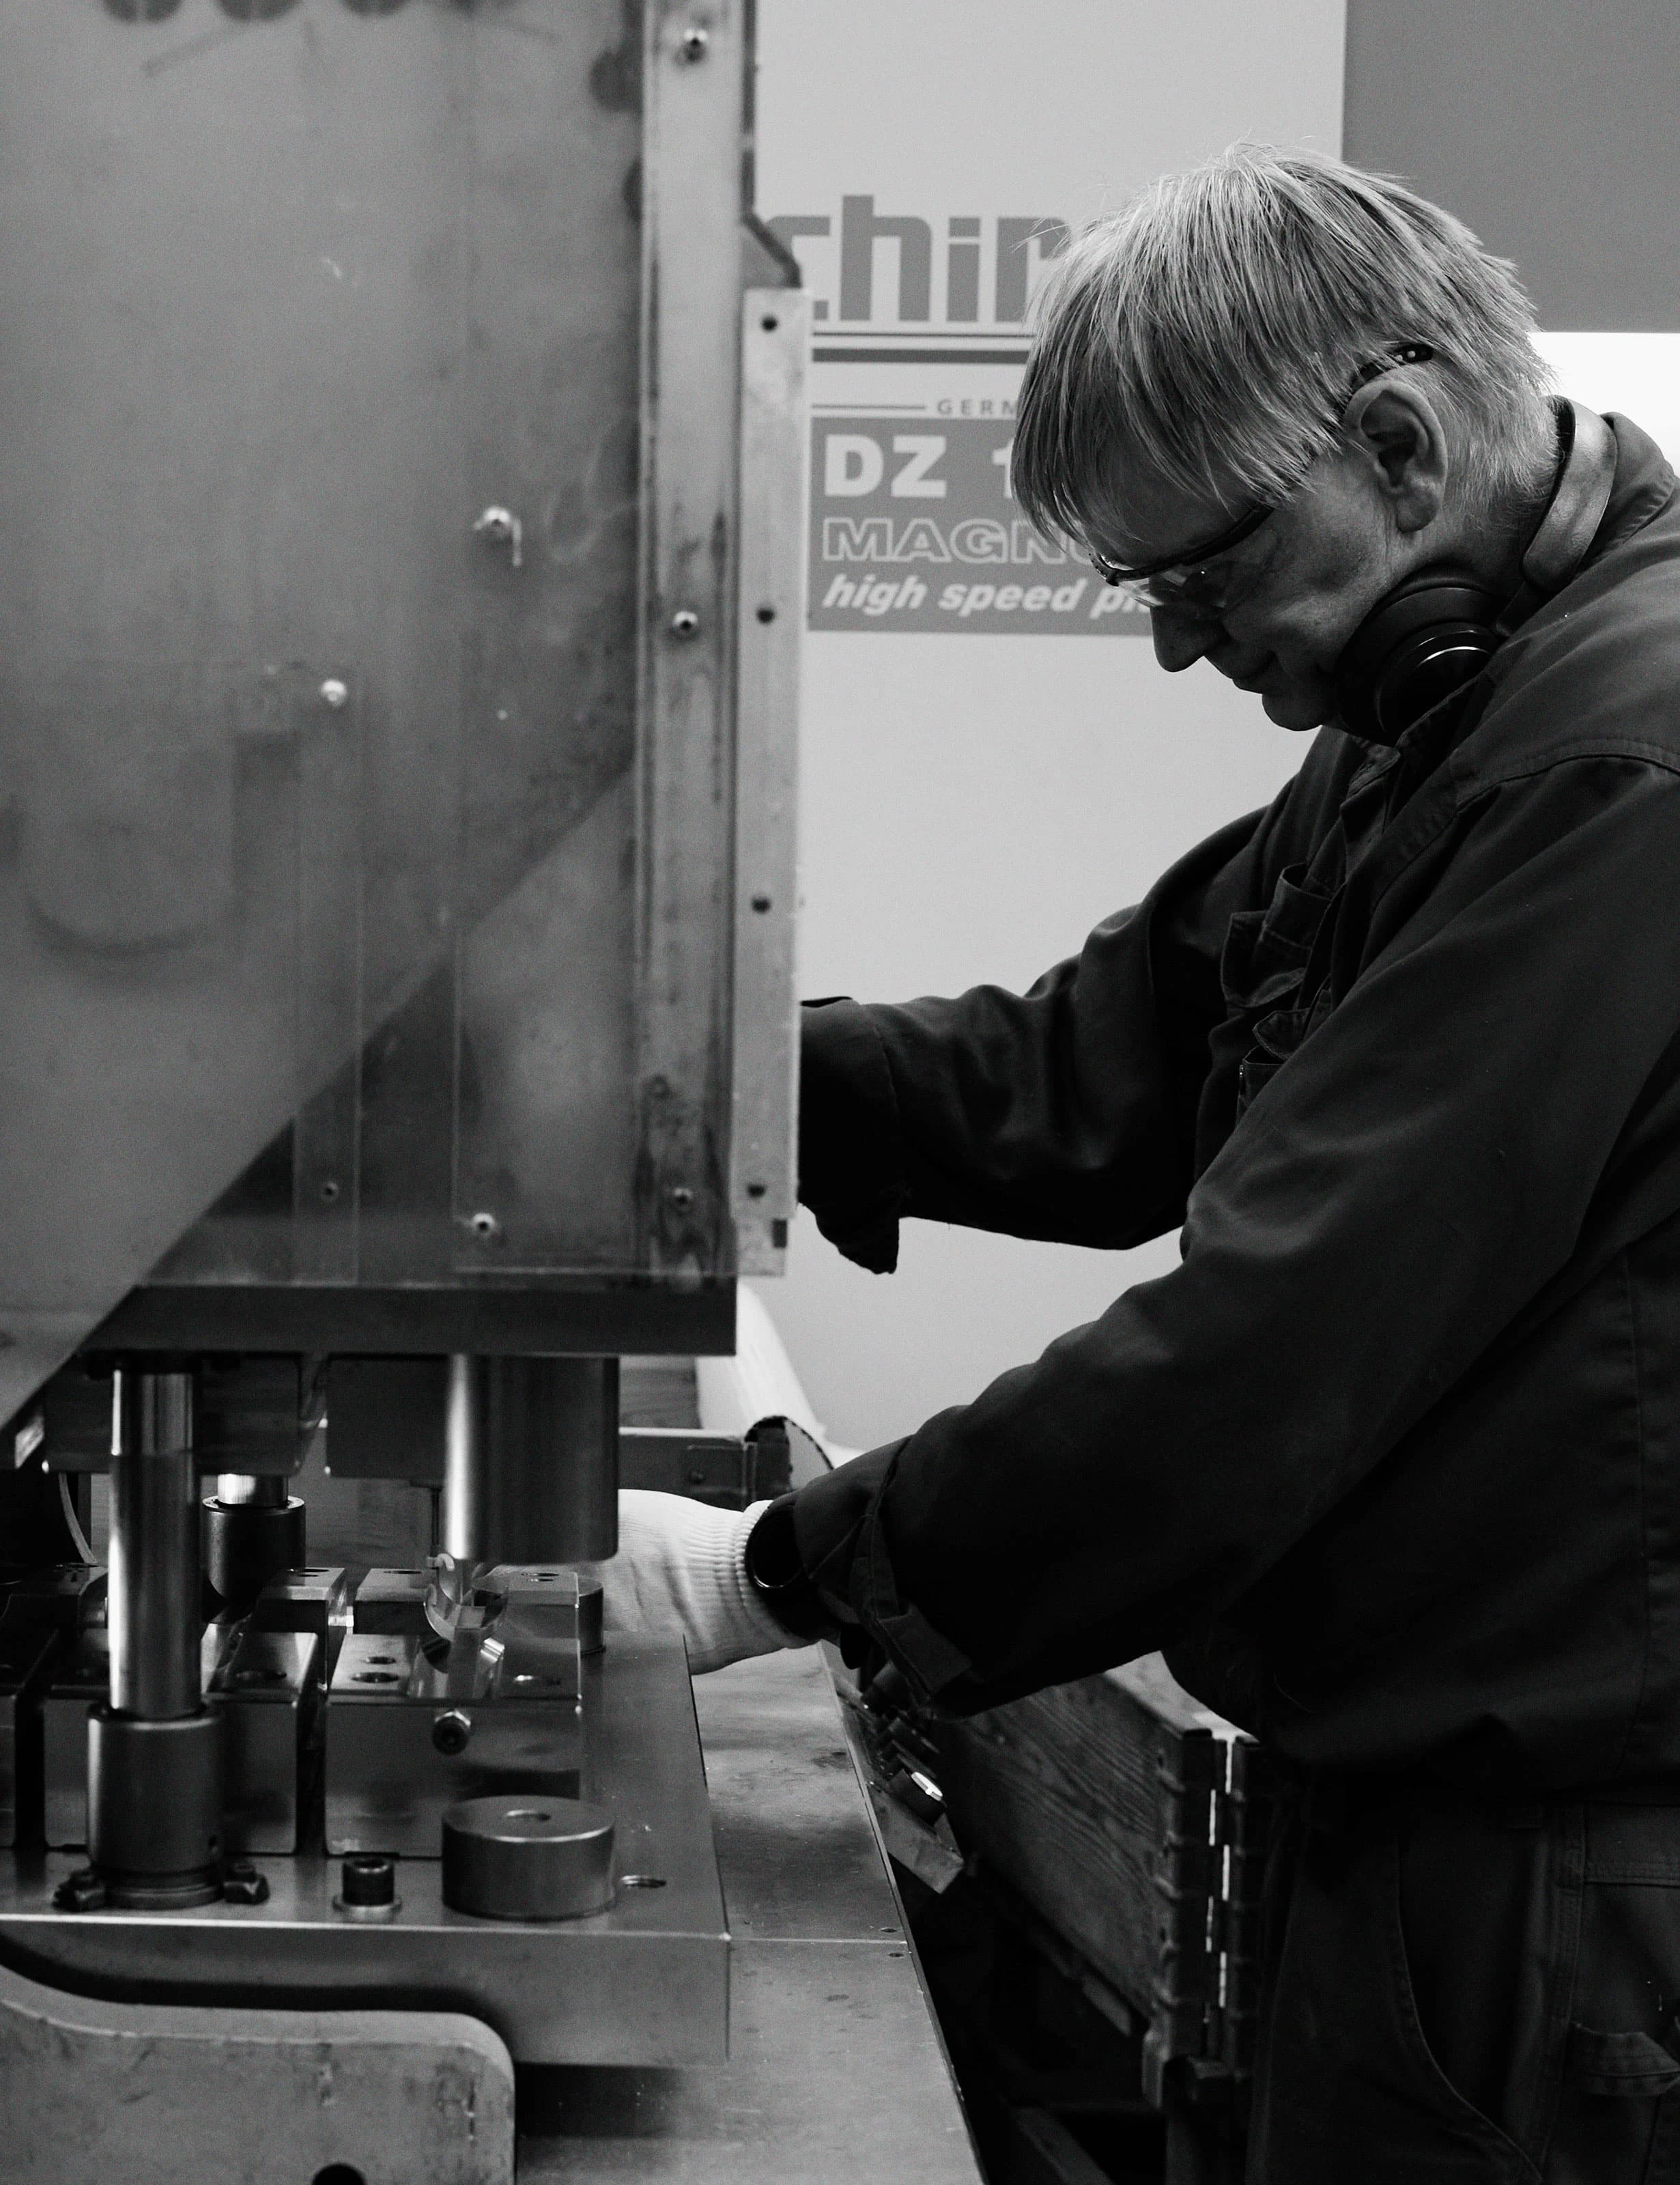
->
[808,412,1148,634]
[758,1,1346,642]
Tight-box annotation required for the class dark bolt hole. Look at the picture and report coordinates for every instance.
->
[319,1179,341,1202]
[751,894,772,912]
[761,314,779,331]
[313,2168,367,2185]
[756,604,776,623]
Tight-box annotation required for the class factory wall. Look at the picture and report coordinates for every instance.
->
[751,1,1680,1454]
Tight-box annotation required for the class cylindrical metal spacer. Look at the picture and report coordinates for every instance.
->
[441,1794,614,1921]
[203,1493,306,1618]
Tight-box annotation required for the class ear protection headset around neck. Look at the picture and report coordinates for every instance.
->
[1333,401,1618,743]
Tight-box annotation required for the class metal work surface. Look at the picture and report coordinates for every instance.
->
[519,1648,984,2182]
[0,1636,728,2068]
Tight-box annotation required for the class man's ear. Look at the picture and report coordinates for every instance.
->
[1341,379,1449,535]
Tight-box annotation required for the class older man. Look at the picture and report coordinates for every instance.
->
[611,147,1680,2179]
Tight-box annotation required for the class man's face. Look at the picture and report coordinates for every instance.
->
[1087,440,1416,733]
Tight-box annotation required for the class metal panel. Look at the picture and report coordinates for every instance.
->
[0,1,786,1413]
[731,291,810,1275]
[636,0,748,1279]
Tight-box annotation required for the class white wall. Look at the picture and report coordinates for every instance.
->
[749,10,1680,1459]
[757,643,1302,1454]
[749,1,1341,1452]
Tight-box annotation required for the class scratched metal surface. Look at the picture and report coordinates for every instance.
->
[0,0,747,1418]
[518,1646,984,2182]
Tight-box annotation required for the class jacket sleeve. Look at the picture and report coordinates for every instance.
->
[798,795,1293,1272]
[789,757,1680,1709]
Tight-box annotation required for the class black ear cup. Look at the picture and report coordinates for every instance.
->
[1333,578,1504,741]
[1332,400,1618,744]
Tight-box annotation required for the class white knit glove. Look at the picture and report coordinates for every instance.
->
[593,1491,813,1674]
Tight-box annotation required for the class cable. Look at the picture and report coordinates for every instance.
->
[58,1471,96,1566]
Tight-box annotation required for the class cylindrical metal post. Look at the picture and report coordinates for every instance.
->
[441,1356,618,1566]
[203,1474,306,1618]
[93,1365,223,1906]
[443,1353,484,1564]
[109,1368,201,1718]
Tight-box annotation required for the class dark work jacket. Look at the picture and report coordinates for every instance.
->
[788,414,1680,1792]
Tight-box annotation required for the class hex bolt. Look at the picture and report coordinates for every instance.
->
[678,24,709,62]
[669,608,700,638]
[432,1709,472,1758]
[52,1866,108,1913]
[319,677,349,711]
[222,1860,270,1906]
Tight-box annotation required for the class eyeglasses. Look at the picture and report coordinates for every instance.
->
[1088,341,1437,615]
[1088,502,1273,612]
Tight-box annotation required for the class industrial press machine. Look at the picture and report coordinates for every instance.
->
[0,1,806,2171]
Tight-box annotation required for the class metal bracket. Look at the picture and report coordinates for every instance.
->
[0,1956,513,2185]
[731,287,810,1275]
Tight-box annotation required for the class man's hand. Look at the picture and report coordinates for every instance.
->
[590,1490,813,1675]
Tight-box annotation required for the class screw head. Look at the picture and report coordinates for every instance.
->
[432,1709,472,1757]
[468,1211,500,1241]
[669,608,701,638]
[319,677,350,710]
[668,1184,694,1211]
[679,24,709,61]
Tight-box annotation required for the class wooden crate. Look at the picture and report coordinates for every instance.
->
[932,1655,1275,2098]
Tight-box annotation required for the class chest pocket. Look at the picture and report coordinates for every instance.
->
[1221,862,1339,1118]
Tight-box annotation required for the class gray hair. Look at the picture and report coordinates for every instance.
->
[1012,144,1554,549]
